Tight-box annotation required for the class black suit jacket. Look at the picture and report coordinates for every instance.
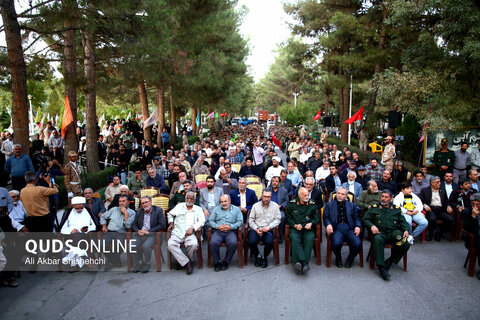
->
[132,206,166,232]
[323,200,361,231]
[108,194,136,211]
[326,174,338,193]
[309,187,324,210]
[419,187,448,210]
[462,207,479,249]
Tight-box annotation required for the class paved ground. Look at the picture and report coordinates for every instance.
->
[0,238,478,320]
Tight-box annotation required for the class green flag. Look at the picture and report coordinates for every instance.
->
[215,112,219,118]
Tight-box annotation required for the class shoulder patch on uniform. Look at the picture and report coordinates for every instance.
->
[395,205,400,209]
[372,204,377,207]
[309,200,315,205]
[290,199,296,203]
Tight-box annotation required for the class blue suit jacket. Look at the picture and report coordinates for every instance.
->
[323,200,361,231]
[265,186,289,210]
[341,181,363,199]
[230,188,258,211]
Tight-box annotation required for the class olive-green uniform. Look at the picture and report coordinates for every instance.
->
[169,190,199,210]
[433,148,455,179]
[64,161,82,197]
[286,198,320,263]
[363,203,410,267]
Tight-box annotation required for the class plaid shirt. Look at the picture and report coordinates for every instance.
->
[163,169,172,180]
[365,164,384,181]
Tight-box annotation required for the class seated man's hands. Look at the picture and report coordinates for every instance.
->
[326,224,333,235]
[304,222,312,230]
[371,225,380,234]
[294,224,302,231]
[185,227,194,236]
[354,227,360,236]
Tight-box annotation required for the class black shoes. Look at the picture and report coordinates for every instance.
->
[186,260,194,275]
[254,255,262,267]
[378,266,391,281]
[214,262,222,272]
[434,232,442,242]
[344,256,354,268]
[141,263,150,273]
[384,258,393,271]
[261,257,268,268]
[221,260,228,271]
[133,262,143,273]
[335,256,344,268]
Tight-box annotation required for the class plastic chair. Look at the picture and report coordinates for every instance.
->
[247,182,264,200]
[152,194,170,212]
[231,163,241,172]
[243,212,280,266]
[326,233,363,268]
[207,226,244,268]
[244,175,261,184]
[166,227,203,269]
[140,187,159,198]
[369,142,383,154]
[195,174,209,183]
[367,233,407,271]
[463,229,477,277]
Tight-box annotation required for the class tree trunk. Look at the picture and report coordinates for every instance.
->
[325,94,330,116]
[82,30,99,173]
[207,105,213,129]
[368,4,388,108]
[191,107,197,135]
[168,85,176,145]
[339,86,349,144]
[156,85,165,147]
[138,81,151,141]
[1,0,30,153]
[63,0,78,163]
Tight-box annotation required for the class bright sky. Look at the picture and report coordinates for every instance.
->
[237,0,292,82]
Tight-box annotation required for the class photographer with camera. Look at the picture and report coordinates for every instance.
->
[20,171,58,232]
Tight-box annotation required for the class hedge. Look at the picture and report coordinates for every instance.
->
[56,166,117,208]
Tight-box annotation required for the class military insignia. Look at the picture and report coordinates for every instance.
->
[396,234,402,240]
[372,204,377,208]
[395,205,400,209]
[395,237,406,246]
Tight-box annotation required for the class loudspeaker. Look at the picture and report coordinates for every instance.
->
[323,116,331,127]
[388,111,401,128]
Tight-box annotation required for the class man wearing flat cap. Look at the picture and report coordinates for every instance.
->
[433,138,455,180]
[64,151,82,201]
[382,136,396,172]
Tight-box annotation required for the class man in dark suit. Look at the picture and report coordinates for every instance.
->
[279,169,294,198]
[131,196,166,273]
[239,157,258,177]
[266,176,290,242]
[97,135,107,170]
[441,172,459,200]
[326,164,342,194]
[419,176,453,241]
[324,187,361,268]
[462,193,480,279]
[304,177,324,210]
[224,163,239,181]
[230,178,258,222]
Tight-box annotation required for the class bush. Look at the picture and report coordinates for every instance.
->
[56,166,117,208]
[173,135,200,150]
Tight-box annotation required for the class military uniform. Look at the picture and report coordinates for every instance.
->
[363,203,410,267]
[382,143,395,172]
[169,190,199,210]
[285,197,320,263]
[64,161,82,197]
[433,146,455,180]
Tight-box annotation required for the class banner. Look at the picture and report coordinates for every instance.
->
[143,109,158,129]
[344,106,364,124]
[61,96,74,139]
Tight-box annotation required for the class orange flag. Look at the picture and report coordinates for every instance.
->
[345,106,364,124]
[313,109,322,121]
[61,96,74,138]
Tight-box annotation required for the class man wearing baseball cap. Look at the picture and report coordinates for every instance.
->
[381,136,396,172]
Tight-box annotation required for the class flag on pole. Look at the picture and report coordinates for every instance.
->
[61,96,74,139]
[126,111,131,121]
[418,122,428,143]
[98,113,105,127]
[271,131,281,148]
[55,114,59,127]
[34,114,45,134]
[344,106,364,124]
[313,109,322,121]
[215,112,219,118]
[143,109,158,129]
[196,112,201,126]
[207,112,215,119]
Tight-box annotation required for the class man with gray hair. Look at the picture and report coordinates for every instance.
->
[357,180,381,212]
[462,192,480,279]
[5,144,34,191]
[167,192,205,275]
[131,196,166,273]
[107,185,135,211]
[83,188,105,223]
[209,194,243,271]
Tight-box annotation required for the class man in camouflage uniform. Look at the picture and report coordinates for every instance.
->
[381,136,396,172]
[433,138,455,180]
[363,190,410,281]
[286,187,321,275]
[64,151,82,202]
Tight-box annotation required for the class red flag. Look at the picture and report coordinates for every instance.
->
[61,96,74,139]
[344,106,364,124]
[313,109,322,121]
[271,131,281,148]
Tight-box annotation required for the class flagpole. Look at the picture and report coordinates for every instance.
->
[348,73,353,146]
